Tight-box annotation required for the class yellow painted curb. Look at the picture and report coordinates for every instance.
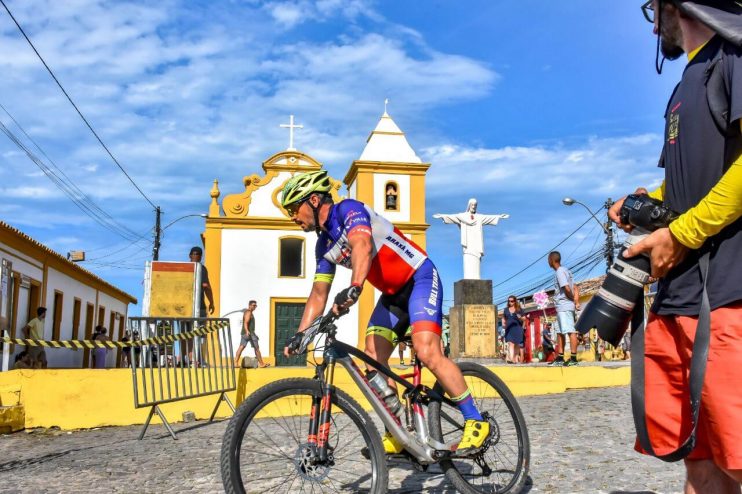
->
[0,364,630,431]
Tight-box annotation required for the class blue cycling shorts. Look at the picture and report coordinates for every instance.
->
[366,259,443,345]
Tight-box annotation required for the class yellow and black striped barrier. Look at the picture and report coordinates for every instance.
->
[0,320,228,350]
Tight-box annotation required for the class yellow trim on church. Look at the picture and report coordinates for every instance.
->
[277,235,307,279]
[203,114,432,356]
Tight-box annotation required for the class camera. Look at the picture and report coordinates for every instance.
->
[575,194,678,346]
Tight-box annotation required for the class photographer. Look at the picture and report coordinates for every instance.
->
[609,1,742,490]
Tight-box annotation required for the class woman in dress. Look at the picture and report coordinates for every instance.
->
[501,296,527,364]
[92,326,108,369]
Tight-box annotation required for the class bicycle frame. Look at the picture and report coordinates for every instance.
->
[308,336,461,465]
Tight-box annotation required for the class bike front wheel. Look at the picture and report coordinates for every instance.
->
[428,362,530,493]
[221,377,388,494]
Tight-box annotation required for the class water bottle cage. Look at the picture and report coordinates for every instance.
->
[403,384,432,406]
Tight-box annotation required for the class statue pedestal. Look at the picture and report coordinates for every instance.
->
[449,280,499,359]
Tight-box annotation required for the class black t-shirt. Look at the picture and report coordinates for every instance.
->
[653,36,742,315]
[199,264,210,317]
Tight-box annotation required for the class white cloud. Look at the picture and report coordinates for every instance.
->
[423,133,664,200]
[263,0,375,29]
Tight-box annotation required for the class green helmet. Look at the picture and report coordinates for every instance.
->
[280,170,333,207]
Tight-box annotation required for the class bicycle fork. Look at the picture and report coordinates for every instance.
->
[307,356,337,464]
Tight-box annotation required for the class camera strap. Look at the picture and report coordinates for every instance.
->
[630,251,711,462]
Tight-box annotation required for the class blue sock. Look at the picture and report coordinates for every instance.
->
[452,390,482,421]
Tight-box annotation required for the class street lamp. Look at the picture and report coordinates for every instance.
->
[562,197,615,270]
[162,213,207,231]
[562,198,609,234]
[153,213,207,261]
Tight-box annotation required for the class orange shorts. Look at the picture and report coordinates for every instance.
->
[635,302,742,469]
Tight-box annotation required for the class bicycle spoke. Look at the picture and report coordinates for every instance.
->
[225,381,383,493]
[428,364,529,494]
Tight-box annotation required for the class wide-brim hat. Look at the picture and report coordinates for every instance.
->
[674,0,742,45]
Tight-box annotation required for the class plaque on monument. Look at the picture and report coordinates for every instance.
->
[448,279,499,359]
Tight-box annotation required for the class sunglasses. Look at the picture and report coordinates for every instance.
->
[284,199,307,217]
[641,0,654,23]
[508,299,516,303]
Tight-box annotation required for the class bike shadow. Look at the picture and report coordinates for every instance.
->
[384,461,535,493]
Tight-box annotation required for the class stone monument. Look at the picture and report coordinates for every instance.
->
[434,199,508,358]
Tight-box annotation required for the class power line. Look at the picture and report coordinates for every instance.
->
[494,248,604,306]
[494,247,603,304]
[0,120,152,243]
[0,0,157,210]
[86,237,152,262]
[493,215,595,290]
[0,103,150,244]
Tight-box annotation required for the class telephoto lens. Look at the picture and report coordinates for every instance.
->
[575,231,651,346]
[576,194,678,346]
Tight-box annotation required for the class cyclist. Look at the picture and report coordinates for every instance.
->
[282,170,489,455]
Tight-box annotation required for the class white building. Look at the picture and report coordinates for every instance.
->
[204,111,431,365]
[0,221,136,368]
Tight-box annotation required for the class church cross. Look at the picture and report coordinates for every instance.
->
[280,115,303,151]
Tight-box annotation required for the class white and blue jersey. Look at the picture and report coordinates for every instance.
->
[314,199,443,341]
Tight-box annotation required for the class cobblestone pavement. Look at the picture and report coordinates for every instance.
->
[0,386,685,493]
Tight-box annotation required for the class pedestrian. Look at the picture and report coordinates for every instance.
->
[92,325,108,369]
[620,331,631,361]
[132,330,141,368]
[605,1,742,489]
[185,246,215,367]
[13,350,32,369]
[440,317,451,358]
[397,340,409,366]
[541,323,556,362]
[121,331,131,368]
[21,307,47,368]
[234,300,269,368]
[280,170,491,454]
[547,251,580,366]
[501,296,526,364]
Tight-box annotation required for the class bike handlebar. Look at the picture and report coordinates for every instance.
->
[287,310,342,355]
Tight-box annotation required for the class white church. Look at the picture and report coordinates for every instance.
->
[202,111,430,366]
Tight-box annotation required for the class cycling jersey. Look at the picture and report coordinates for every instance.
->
[314,199,428,295]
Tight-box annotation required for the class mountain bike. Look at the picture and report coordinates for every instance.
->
[221,311,530,493]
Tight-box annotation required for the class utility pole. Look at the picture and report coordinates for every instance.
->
[153,206,162,261]
[603,198,614,271]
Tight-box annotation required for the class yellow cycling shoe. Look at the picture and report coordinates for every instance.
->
[456,419,490,454]
[382,431,404,454]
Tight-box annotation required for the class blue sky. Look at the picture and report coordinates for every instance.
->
[0,0,685,315]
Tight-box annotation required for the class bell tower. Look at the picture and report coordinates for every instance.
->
[343,108,431,346]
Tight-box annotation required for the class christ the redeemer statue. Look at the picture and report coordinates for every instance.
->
[433,198,509,280]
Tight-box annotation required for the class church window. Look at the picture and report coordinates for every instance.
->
[279,237,305,278]
[385,181,399,211]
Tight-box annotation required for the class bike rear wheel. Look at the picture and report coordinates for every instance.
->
[428,362,530,493]
[221,377,388,493]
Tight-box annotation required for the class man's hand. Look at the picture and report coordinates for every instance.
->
[332,285,362,315]
[609,188,648,232]
[623,227,689,278]
[283,331,304,357]
[208,304,215,315]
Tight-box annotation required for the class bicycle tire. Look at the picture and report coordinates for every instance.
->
[221,377,388,493]
[428,362,530,494]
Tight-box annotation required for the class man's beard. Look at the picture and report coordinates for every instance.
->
[660,9,684,60]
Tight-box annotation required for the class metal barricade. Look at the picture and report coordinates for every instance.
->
[127,317,236,439]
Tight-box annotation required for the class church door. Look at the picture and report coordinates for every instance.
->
[274,302,307,366]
